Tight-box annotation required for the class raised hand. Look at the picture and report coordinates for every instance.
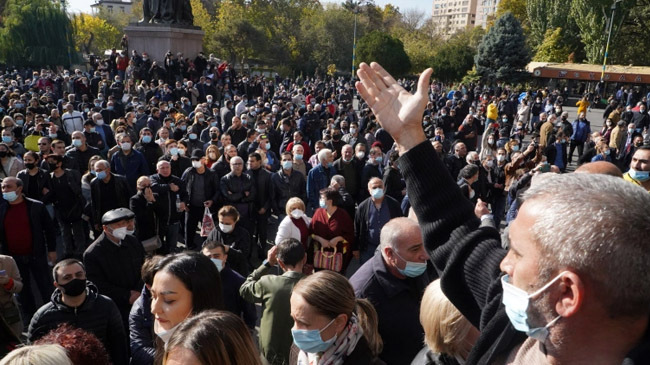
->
[355,62,433,153]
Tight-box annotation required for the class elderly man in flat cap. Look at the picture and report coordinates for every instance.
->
[84,208,145,332]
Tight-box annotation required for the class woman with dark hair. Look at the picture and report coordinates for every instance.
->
[309,187,355,274]
[457,164,479,204]
[16,151,50,202]
[150,252,224,364]
[164,311,261,365]
[0,143,23,179]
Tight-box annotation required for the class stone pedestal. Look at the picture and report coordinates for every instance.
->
[124,24,204,62]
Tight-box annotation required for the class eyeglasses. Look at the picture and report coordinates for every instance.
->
[231,163,243,166]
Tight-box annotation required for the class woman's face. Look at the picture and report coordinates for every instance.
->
[290,293,340,342]
[151,271,193,332]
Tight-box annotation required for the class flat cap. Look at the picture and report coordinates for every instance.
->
[102,208,135,225]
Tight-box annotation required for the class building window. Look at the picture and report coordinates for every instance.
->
[120,6,125,12]
[107,5,113,13]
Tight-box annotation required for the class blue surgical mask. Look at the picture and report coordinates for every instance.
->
[291,318,337,354]
[393,250,427,278]
[629,168,650,182]
[282,161,293,170]
[375,156,383,163]
[501,272,565,342]
[1,136,11,143]
[72,139,82,148]
[170,147,179,156]
[371,188,384,199]
[2,191,18,202]
[211,258,223,272]
[319,199,326,209]
[512,145,520,152]
[189,133,197,140]
[142,135,152,143]
[96,171,107,180]
[295,154,303,160]
[180,125,187,131]
[265,142,271,150]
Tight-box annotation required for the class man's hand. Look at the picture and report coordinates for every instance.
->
[267,245,278,266]
[474,198,490,218]
[144,187,155,202]
[353,250,360,260]
[169,183,179,192]
[129,290,141,305]
[258,207,266,214]
[204,200,213,208]
[178,202,187,211]
[48,252,57,265]
[42,187,49,195]
[244,191,250,197]
[355,62,433,153]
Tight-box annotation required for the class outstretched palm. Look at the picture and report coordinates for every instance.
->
[355,62,433,149]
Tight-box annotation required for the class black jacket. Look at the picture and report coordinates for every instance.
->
[129,286,154,365]
[382,166,405,203]
[49,169,85,223]
[211,155,231,179]
[360,163,382,201]
[27,282,128,365]
[0,197,57,257]
[181,166,220,207]
[83,233,145,323]
[220,172,255,206]
[135,142,163,175]
[206,226,252,277]
[150,173,188,225]
[16,168,52,203]
[65,144,101,174]
[129,191,162,240]
[334,158,360,199]
[158,154,192,179]
[246,167,273,213]
[289,336,385,365]
[354,196,403,253]
[90,173,130,225]
[270,169,306,214]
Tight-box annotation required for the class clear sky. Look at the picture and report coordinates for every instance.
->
[66,0,431,17]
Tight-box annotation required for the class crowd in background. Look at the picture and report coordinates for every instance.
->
[0,50,649,365]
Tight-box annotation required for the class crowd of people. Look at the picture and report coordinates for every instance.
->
[0,49,649,365]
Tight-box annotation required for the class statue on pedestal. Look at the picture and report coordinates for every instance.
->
[140,0,194,26]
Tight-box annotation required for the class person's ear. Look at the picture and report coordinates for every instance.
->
[554,272,584,319]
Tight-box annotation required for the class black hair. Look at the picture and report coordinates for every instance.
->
[319,187,342,207]
[458,164,479,180]
[53,258,85,282]
[276,238,305,267]
[154,252,224,312]
[249,152,262,161]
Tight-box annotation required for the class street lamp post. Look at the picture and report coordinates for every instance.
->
[351,0,367,79]
[600,0,622,83]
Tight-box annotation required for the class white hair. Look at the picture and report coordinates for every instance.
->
[318,148,332,164]
[380,217,421,251]
[522,173,650,316]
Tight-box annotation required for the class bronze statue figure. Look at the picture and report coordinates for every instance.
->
[140,0,194,26]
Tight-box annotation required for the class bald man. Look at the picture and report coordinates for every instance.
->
[575,161,623,178]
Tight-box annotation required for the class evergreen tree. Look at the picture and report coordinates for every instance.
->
[356,30,411,77]
[474,12,530,84]
[0,0,77,68]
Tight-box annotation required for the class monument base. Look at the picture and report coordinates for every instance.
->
[124,24,205,63]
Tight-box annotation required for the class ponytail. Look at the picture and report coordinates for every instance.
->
[354,298,383,357]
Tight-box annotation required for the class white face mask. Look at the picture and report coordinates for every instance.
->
[356,151,365,159]
[290,209,304,219]
[219,223,233,233]
[111,227,128,240]
[192,161,202,169]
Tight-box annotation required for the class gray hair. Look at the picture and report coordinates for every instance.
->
[465,151,478,164]
[331,175,346,188]
[318,148,332,164]
[380,217,420,251]
[230,156,243,165]
[94,160,110,170]
[522,173,650,316]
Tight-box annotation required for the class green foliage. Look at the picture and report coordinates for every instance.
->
[356,30,411,76]
[96,0,142,31]
[475,12,530,84]
[533,27,571,62]
[72,13,120,56]
[495,0,528,30]
[609,0,650,65]
[191,0,215,52]
[212,1,266,71]
[461,66,481,85]
[0,0,78,67]
[430,30,477,83]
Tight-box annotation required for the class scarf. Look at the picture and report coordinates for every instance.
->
[297,314,364,365]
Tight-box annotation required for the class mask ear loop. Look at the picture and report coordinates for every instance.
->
[528,270,570,299]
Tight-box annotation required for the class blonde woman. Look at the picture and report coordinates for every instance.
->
[411,280,479,365]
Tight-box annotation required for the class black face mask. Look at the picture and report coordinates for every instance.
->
[25,162,36,170]
[48,163,58,171]
[59,278,86,297]
[210,133,218,140]
[0,151,6,158]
